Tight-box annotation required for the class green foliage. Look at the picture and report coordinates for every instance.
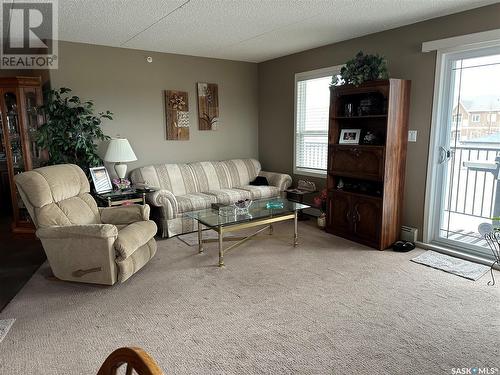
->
[333,51,389,87]
[36,87,112,174]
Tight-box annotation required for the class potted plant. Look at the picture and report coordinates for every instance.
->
[36,87,113,176]
[313,189,328,229]
[332,51,389,87]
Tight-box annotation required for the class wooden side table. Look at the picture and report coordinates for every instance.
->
[285,188,318,220]
[94,189,152,207]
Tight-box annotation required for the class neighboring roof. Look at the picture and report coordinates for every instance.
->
[461,95,500,112]
[463,132,500,143]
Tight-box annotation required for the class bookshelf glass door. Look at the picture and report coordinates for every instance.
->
[23,88,43,168]
[2,90,30,225]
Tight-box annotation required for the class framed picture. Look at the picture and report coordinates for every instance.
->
[90,166,113,193]
[339,129,361,144]
[197,82,219,130]
[165,90,190,140]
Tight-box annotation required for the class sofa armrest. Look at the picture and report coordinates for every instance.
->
[147,189,178,220]
[259,171,292,191]
[37,224,118,240]
[99,205,150,225]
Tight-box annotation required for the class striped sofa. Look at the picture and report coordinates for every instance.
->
[130,159,292,238]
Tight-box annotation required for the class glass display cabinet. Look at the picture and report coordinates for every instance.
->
[0,77,45,233]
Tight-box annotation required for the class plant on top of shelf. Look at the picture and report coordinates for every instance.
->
[332,51,389,87]
[36,87,112,175]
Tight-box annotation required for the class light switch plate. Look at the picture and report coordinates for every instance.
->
[408,130,417,142]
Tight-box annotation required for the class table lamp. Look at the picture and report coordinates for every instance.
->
[104,138,137,182]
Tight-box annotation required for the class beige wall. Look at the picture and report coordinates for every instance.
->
[49,41,259,174]
[0,70,34,77]
[258,3,500,239]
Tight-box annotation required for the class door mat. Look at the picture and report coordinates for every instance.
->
[0,319,15,343]
[411,250,490,281]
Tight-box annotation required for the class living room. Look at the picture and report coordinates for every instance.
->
[1,1,499,374]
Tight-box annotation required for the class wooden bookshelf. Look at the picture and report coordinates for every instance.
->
[326,79,411,250]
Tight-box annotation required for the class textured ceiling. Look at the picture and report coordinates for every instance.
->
[53,0,498,62]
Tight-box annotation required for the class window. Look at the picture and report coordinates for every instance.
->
[294,66,341,176]
[490,113,497,122]
[452,113,462,124]
[471,114,480,122]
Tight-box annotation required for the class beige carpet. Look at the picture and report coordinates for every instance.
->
[0,222,498,374]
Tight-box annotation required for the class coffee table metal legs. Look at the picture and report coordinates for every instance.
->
[197,213,299,267]
[218,227,224,267]
[198,223,204,253]
[294,211,298,247]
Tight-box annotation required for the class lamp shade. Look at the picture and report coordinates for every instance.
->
[104,138,137,162]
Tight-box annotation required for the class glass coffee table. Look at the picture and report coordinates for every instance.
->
[186,198,310,267]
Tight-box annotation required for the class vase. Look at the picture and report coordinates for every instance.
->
[317,213,326,229]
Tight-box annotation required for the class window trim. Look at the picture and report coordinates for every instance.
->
[293,65,342,178]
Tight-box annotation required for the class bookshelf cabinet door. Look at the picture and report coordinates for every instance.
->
[351,196,382,245]
[328,191,351,235]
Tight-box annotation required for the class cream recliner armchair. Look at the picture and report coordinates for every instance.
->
[15,164,157,285]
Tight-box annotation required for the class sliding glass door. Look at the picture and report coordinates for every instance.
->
[427,45,500,259]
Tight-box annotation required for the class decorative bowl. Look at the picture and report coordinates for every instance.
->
[234,199,252,214]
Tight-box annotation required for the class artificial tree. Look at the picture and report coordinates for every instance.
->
[36,87,112,175]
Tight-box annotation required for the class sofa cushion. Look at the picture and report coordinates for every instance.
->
[115,220,157,260]
[220,159,261,187]
[237,185,280,200]
[189,161,231,191]
[130,163,197,196]
[205,188,252,205]
[176,193,217,213]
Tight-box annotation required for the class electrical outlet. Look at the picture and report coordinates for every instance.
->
[408,130,417,142]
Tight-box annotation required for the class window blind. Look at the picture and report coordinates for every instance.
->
[295,75,332,173]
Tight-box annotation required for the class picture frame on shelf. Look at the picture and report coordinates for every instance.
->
[90,166,113,194]
[339,129,361,144]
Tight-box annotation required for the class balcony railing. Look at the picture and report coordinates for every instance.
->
[446,145,500,219]
[296,140,328,171]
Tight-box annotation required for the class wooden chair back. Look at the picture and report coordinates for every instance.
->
[97,347,164,375]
